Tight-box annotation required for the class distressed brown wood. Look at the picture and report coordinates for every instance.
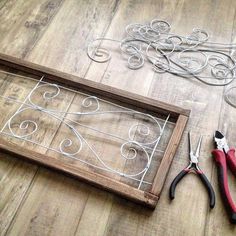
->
[151,115,188,196]
[0,138,158,208]
[0,53,190,119]
[0,53,189,209]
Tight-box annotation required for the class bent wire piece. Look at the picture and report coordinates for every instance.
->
[87,19,236,88]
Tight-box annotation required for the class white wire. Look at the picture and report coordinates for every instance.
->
[0,76,171,189]
[87,18,236,87]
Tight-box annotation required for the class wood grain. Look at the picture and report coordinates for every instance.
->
[1,0,236,235]
[0,0,64,58]
[26,0,119,77]
[0,137,159,207]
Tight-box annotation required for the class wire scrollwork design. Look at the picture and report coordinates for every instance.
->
[0,75,169,189]
[87,19,236,87]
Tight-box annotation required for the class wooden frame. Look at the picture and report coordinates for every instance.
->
[0,53,190,208]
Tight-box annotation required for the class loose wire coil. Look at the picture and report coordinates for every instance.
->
[87,19,236,107]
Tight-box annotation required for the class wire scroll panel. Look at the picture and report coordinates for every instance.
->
[0,70,175,191]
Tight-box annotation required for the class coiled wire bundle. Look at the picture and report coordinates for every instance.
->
[87,19,236,108]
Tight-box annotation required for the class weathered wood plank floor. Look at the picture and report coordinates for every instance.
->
[1,0,236,235]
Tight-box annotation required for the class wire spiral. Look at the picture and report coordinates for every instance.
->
[87,18,236,87]
[0,76,168,188]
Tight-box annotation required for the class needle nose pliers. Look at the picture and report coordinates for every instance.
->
[212,130,236,223]
[169,132,215,208]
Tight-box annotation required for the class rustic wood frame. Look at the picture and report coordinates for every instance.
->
[0,53,190,208]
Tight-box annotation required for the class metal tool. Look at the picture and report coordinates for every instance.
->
[213,130,236,223]
[169,132,215,208]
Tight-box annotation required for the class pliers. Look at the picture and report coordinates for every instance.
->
[169,132,215,208]
[212,131,236,223]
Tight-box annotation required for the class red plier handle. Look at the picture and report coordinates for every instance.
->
[226,149,236,175]
[212,148,236,223]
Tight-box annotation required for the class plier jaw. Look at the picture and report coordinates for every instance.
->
[188,132,201,171]
[170,132,215,209]
[214,130,229,153]
[187,152,201,173]
[189,152,199,164]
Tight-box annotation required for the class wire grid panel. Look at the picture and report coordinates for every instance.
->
[0,70,175,191]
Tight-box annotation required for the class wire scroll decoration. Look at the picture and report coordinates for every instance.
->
[87,19,236,107]
[0,71,171,190]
